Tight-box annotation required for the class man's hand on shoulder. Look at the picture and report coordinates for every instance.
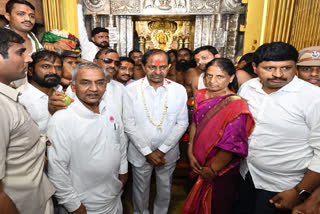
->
[146,149,166,167]
[69,203,87,214]
[269,188,301,210]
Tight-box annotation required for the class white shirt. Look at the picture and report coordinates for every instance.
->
[47,97,127,214]
[238,76,320,192]
[77,4,99,61]
[198,72,206,90]
[124,78,189,167]
[104,80,126,118]
[17,82,63,135]
[65,85,75,99]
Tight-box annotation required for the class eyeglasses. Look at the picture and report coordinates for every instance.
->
[99,58,120,66]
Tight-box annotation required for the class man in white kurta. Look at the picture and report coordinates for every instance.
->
[17,50,63,135]
[47,62,127,214]
[77,2,109,61]
[124,49,188,214]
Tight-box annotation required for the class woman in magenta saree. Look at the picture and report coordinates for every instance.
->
[182,58,254,214]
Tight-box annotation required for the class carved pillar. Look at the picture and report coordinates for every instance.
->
[178,37,184,49]
[225,14,239,60]
[194,15,202,49]
[91,14,97,29]
[184,37,190,49]
[117,16,133,56]
[138,36,145,53]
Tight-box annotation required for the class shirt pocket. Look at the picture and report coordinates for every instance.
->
[107,121,121,151]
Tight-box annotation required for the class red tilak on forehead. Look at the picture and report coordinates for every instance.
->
[155,59,162,67]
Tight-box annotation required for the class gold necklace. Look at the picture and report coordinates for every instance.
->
[141,78,168,131]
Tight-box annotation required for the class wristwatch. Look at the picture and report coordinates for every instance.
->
[295,186,311,201]
[298,189,311,201]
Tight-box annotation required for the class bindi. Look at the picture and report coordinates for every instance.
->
[155,59,162,67]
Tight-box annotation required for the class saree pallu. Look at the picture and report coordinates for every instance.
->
[182,91,254,214]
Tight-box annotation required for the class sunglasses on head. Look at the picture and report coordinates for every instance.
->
[100,58,121,66]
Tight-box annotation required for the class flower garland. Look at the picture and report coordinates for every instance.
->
[141,78,168,131]
[41,29,80,50]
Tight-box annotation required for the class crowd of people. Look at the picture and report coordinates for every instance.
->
[1,0,320,214]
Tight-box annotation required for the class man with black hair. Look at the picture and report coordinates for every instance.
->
[236,52,254,70]
[124,49,188,214]
[5,0,43,87]
[166,49,178,82]
[77,0,109,61]
[59,49,79,91]
[115,56,135,85]
[0,27,55,214]
[236,42,320,213]
[17,49,64,134]
[176,48,197,98]
[191,45,220,98]
[129,49,145,80]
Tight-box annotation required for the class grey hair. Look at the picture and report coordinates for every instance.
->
[72,62,107,84]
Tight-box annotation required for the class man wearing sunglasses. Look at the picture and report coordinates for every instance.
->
[94,48,127,118]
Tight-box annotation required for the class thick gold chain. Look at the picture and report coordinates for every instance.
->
[140,78,168,130]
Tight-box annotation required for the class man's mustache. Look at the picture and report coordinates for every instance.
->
[22,21,33,25]
[267,77,287,81]
[106,67,116,72]
[44,74,60,80]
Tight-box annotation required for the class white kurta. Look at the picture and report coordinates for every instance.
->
[47,97,127,214]
[124,78,189,166]
[238,76,320,192]
[124,78,188,214]
[17,82,63,135]
[77,4,99,61]
[104,80,127,119]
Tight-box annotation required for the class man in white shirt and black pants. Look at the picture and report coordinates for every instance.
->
[236,42,320,214]
[124,49,188,214]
